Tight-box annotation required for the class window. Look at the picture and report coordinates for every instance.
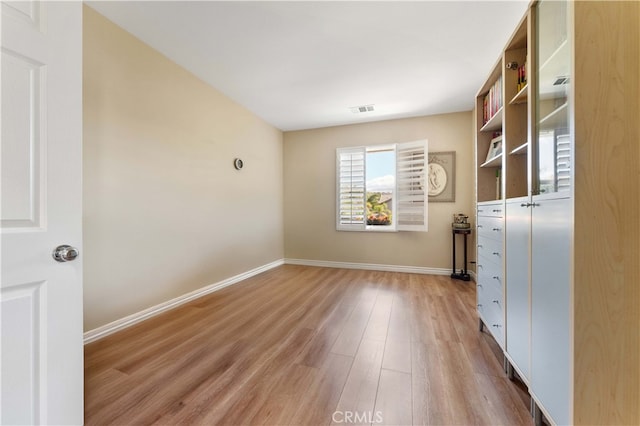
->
[336,140,428,232]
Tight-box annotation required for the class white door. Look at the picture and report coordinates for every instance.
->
[1,1,83,424]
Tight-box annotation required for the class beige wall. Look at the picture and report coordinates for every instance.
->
[283,112,474,269]
[83,6,284,330]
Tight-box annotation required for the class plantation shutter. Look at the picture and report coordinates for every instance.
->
[336,147,366,231]
[396,140,428,231]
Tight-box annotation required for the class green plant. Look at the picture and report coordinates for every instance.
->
[366,192,392,225]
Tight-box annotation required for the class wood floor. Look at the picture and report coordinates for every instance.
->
[84,265,532,425]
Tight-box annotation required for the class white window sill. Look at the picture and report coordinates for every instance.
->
[337,226,397,232]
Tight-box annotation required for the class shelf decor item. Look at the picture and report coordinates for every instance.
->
[485,134,503,162]
[452,213,470,229]
[428,151,455,202]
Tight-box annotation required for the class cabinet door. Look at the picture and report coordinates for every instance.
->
[505,199,530,381]
[531,197,571,425]
[534,0,572,197]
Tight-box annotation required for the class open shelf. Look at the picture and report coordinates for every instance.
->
[480,153,503,168]
[480,107,504,132]
[510,84,528,105]
[510,142,528,155]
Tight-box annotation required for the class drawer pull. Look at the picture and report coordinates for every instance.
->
[478,244,483,248]
[478,225,484,228]
[492,252,500,256]
[492,324,502,328]
[521,203,532,207]
[492,209,502,213]
[477,264,483,269]
[492,227,501,232]
[477,304,483,308]
[477,284,483,288]
[478,209,484,213]
[492,299,500,304]
[492,276,500,281]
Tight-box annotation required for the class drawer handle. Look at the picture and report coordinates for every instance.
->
[521,203,532,207]
[478,225,484,228]
[477,284,483,288]
[492,299,500,304]
[492,228,501,232]
[477,304,483,308]
[477,264,483,269]
[478,244,483,248]
[492,252,500,256]
[492,324,502,328]
[478,209,484,213]
[492,209,502,213]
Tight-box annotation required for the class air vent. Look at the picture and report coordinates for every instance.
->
[553,76,570,85]
[349,104,375,114]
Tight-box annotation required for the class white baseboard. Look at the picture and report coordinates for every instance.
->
[83,259,284,344]
[284,258,452,276]
[84,258,473,344]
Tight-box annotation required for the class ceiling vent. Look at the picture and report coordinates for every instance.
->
[350,104,375,114]
[553,76,570,85]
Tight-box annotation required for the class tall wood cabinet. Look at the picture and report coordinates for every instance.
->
[474,1,640,425]
[474,9,529,358]
[474,6,530,378]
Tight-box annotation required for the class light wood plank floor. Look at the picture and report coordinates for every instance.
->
[85,265,532,425]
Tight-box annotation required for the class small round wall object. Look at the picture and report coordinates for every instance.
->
[233,158,244,170]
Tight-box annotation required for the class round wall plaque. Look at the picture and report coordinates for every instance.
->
[428,162,447,196]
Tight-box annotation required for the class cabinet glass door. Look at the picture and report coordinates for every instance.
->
[534,0,571,196]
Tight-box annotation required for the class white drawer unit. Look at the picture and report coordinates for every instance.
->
[476,201,505,349]
[476,204,504,217]
[477,235,503,263]
[477,216,505,237]
[478,254,503,294]
[477,278,505,347]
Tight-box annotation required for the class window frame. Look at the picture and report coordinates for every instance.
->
[336,139,428,233]
[336,146,366,232]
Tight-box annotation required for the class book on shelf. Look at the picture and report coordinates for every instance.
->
[517,62,527,92]
[482,75,503,125]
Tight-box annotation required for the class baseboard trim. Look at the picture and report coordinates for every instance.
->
[83,259,285,344]
[84,258,473,344]
[284,258,451,276]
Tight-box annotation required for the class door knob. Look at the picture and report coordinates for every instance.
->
[52,245,79,262]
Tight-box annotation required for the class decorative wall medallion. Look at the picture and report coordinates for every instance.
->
[428,151,456,202]
[428,162,447,196]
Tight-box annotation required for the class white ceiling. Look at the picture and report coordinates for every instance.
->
[87,1,528,131]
